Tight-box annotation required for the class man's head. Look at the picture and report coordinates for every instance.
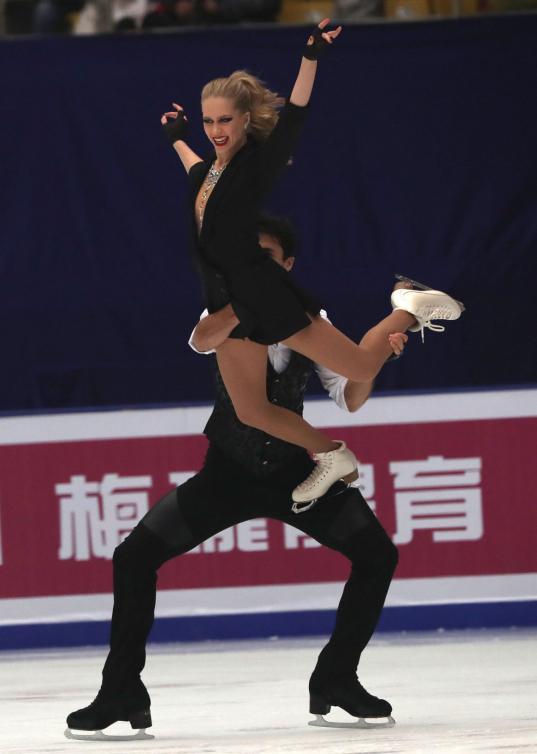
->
[257,214,297,272]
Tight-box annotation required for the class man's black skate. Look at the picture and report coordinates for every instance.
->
[308,673,395,729]
[65,685,153,741]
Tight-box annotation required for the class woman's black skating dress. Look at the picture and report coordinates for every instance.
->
[188,100,322,345]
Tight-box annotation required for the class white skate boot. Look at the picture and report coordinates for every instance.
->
[391,286,464,341]
[292,441,358,509]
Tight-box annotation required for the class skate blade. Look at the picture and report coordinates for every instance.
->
[395,273,465,312]
[64,727,155,741]
[291,479,354,514]
[291,499,318,514]
[308,713,396,729]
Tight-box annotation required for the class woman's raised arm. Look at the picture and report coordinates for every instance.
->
[289,18,342,107]
[161,103,203,173]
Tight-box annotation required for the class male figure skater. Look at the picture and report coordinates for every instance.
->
[66,215,405,739]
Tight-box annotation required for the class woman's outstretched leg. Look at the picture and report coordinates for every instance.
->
[282,279,466,379]
[281,310,416,382]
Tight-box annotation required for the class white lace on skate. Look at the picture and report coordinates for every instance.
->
[411,305,453,342]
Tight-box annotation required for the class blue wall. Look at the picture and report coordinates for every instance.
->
[2,602,536,650]
[1,15,536,410]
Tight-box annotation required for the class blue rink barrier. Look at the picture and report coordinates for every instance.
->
[1,601,537,651]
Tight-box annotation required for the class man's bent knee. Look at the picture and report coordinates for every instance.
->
[113,523,172,574]
[347,528,399,577]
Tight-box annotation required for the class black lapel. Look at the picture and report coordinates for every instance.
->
[198,139,255,244]
[190,159,211,196]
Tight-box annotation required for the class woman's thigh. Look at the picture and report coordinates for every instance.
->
[281,317,365,379]
[216,338,270,412]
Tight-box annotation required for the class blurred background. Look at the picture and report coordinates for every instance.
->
[0,2,536,411]
[2,0,537,38]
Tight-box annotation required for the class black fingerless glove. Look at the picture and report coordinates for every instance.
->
[303,26,330,61]
[162,111,188,145]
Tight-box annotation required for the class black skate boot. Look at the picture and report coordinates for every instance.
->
[65,681,153,741]
[308,671,395,728]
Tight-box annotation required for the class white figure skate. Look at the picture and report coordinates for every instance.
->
[291,441,358,509]
[392,274,465,341]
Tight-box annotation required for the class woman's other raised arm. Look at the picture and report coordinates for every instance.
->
[161,103,203,173]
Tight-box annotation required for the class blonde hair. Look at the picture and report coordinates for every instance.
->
[201,70,285,142]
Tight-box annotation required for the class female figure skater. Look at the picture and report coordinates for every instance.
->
[161,19,463,504]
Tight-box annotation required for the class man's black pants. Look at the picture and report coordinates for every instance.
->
[102,444,398,695]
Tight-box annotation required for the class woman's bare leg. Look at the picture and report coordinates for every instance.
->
[216,339,338,454]
[281,310,416,383]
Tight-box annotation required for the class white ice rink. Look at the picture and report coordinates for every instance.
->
[2,629,536,754]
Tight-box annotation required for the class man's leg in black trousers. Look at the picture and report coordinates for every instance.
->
[66,497,184,733]
[67,447,262,732]
[103,450,264,696]
[276,486,398,720]
[100,522,177,700]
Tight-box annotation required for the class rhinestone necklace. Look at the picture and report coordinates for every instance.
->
[198,161,228,228]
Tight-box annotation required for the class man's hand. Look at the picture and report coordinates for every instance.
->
[388,332,408,357]
[190,304,239,353]
[344,331,408,411]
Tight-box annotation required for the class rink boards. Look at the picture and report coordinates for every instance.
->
[0,387,536,649]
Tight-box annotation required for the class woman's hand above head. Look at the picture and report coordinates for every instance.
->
[161,103,203,173]
[161,103,189,146]
[303,18,343,61]
[291,18,342,106]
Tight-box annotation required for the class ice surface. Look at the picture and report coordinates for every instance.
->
[1,629,536,753]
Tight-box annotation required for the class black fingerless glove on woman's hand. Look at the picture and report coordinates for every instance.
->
[162,111,188,145]
[303,26,330,61]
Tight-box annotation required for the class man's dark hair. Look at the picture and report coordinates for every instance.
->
[257,214,297,260]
